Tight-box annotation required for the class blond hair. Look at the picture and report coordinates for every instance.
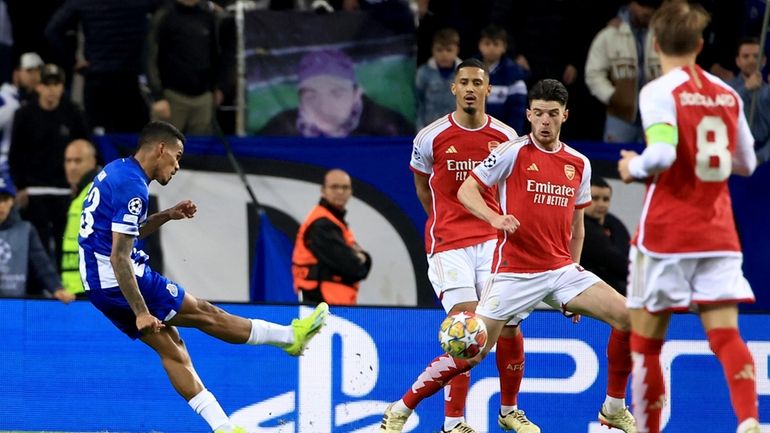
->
[650,0,710,56]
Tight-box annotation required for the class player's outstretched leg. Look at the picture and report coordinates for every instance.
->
[496,326,539,433]
[169,293,328,356]
[380,354,474,432]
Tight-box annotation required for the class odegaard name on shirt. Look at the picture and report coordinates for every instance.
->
[678,91,736,107]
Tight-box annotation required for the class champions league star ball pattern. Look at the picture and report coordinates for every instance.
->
[439,311,488,359]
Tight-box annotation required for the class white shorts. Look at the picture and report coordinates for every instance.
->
[427,239,496,312]
[476,263,602,324]
[627,247,754,313]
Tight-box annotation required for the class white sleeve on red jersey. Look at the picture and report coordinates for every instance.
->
[565,145,593,208]
[733,96,757,176]
[576,158,592,208]
[639,80,677,130]
[410,133,434,175]
[471,137,527,188]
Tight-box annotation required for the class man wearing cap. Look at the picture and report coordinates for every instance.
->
[259,49,414,137]
[0,175,74,302]
[0,52,44,179]
[8,63,88,269]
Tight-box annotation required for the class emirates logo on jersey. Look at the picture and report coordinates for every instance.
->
[488,141,500,152]
[564,164,575,180]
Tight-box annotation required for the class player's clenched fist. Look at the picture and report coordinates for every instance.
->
[617,150,638,184]
[136,312,165,334]
[169,200,197,219]
[490,214,520,234]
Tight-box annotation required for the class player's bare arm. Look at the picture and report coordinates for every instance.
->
[458,176,519,233]
[413,173,432,214]
[138,200,197,239]
[111,231,163,333]
[569,208,585,262]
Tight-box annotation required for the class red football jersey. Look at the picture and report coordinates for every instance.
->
[471,135,592,273]
[410,113,518,254]
[635,66,755,257]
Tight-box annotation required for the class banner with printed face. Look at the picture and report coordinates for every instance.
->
[244,10,417,137]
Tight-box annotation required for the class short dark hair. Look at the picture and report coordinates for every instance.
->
[480,24,508,43]
[591,176,611,190]
[456,58,489,76]
[528,79,568,107]
[433,28,460,47]
[737,36,760,54]
[137,121,185,151]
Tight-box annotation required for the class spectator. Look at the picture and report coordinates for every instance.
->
[8,63,89,268]
[0,174,74,303]
[0,0,11,83]
[580,177,630,296]
[259,49,413,137]
[477,24,528,133]
[560,0,623,140]
[0,68,20,178]
[693,0,743,82]
[147,0,223,135]
[292,169,372,305]
[585,0,662,143]
[60,139,98,297]
[15,52,43,103]
[45,0,160,133]
[415,28,461,129]
[729,37,770,164]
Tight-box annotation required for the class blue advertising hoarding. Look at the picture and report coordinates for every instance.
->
[1,299,768,432]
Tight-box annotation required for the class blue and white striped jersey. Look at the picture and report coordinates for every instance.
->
[78,157,151,290]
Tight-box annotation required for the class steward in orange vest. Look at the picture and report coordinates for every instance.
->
[292,170,371,305]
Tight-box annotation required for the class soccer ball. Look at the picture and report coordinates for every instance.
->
[438,311,488,359]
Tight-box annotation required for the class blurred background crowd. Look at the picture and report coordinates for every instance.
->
[0,0,768,304]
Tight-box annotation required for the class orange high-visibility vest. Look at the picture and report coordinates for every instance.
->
[292,204,359,305]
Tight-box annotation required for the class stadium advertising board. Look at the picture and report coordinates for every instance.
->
[1,300,767,432]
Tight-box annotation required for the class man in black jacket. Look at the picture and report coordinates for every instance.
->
[8,63,89,268]
[580,176,630,295]
[147,0,223,135]
[45,0,160,133]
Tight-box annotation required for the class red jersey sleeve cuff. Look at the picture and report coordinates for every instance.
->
[469,171,492,189]
[575,201,592,209]
[410,165,430,176]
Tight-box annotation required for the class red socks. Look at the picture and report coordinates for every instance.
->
[607,328,632,399]
[496,331,525,406]
[631,332,665,433]
[444,371,470,417]
[707,328,758,423]
[402,354,472,410]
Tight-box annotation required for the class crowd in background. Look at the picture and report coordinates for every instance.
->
[0,0,767,301]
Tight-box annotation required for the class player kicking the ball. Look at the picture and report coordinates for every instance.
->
[385,58,534,433]
[381,79,637,433]
[78,121,328,433]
